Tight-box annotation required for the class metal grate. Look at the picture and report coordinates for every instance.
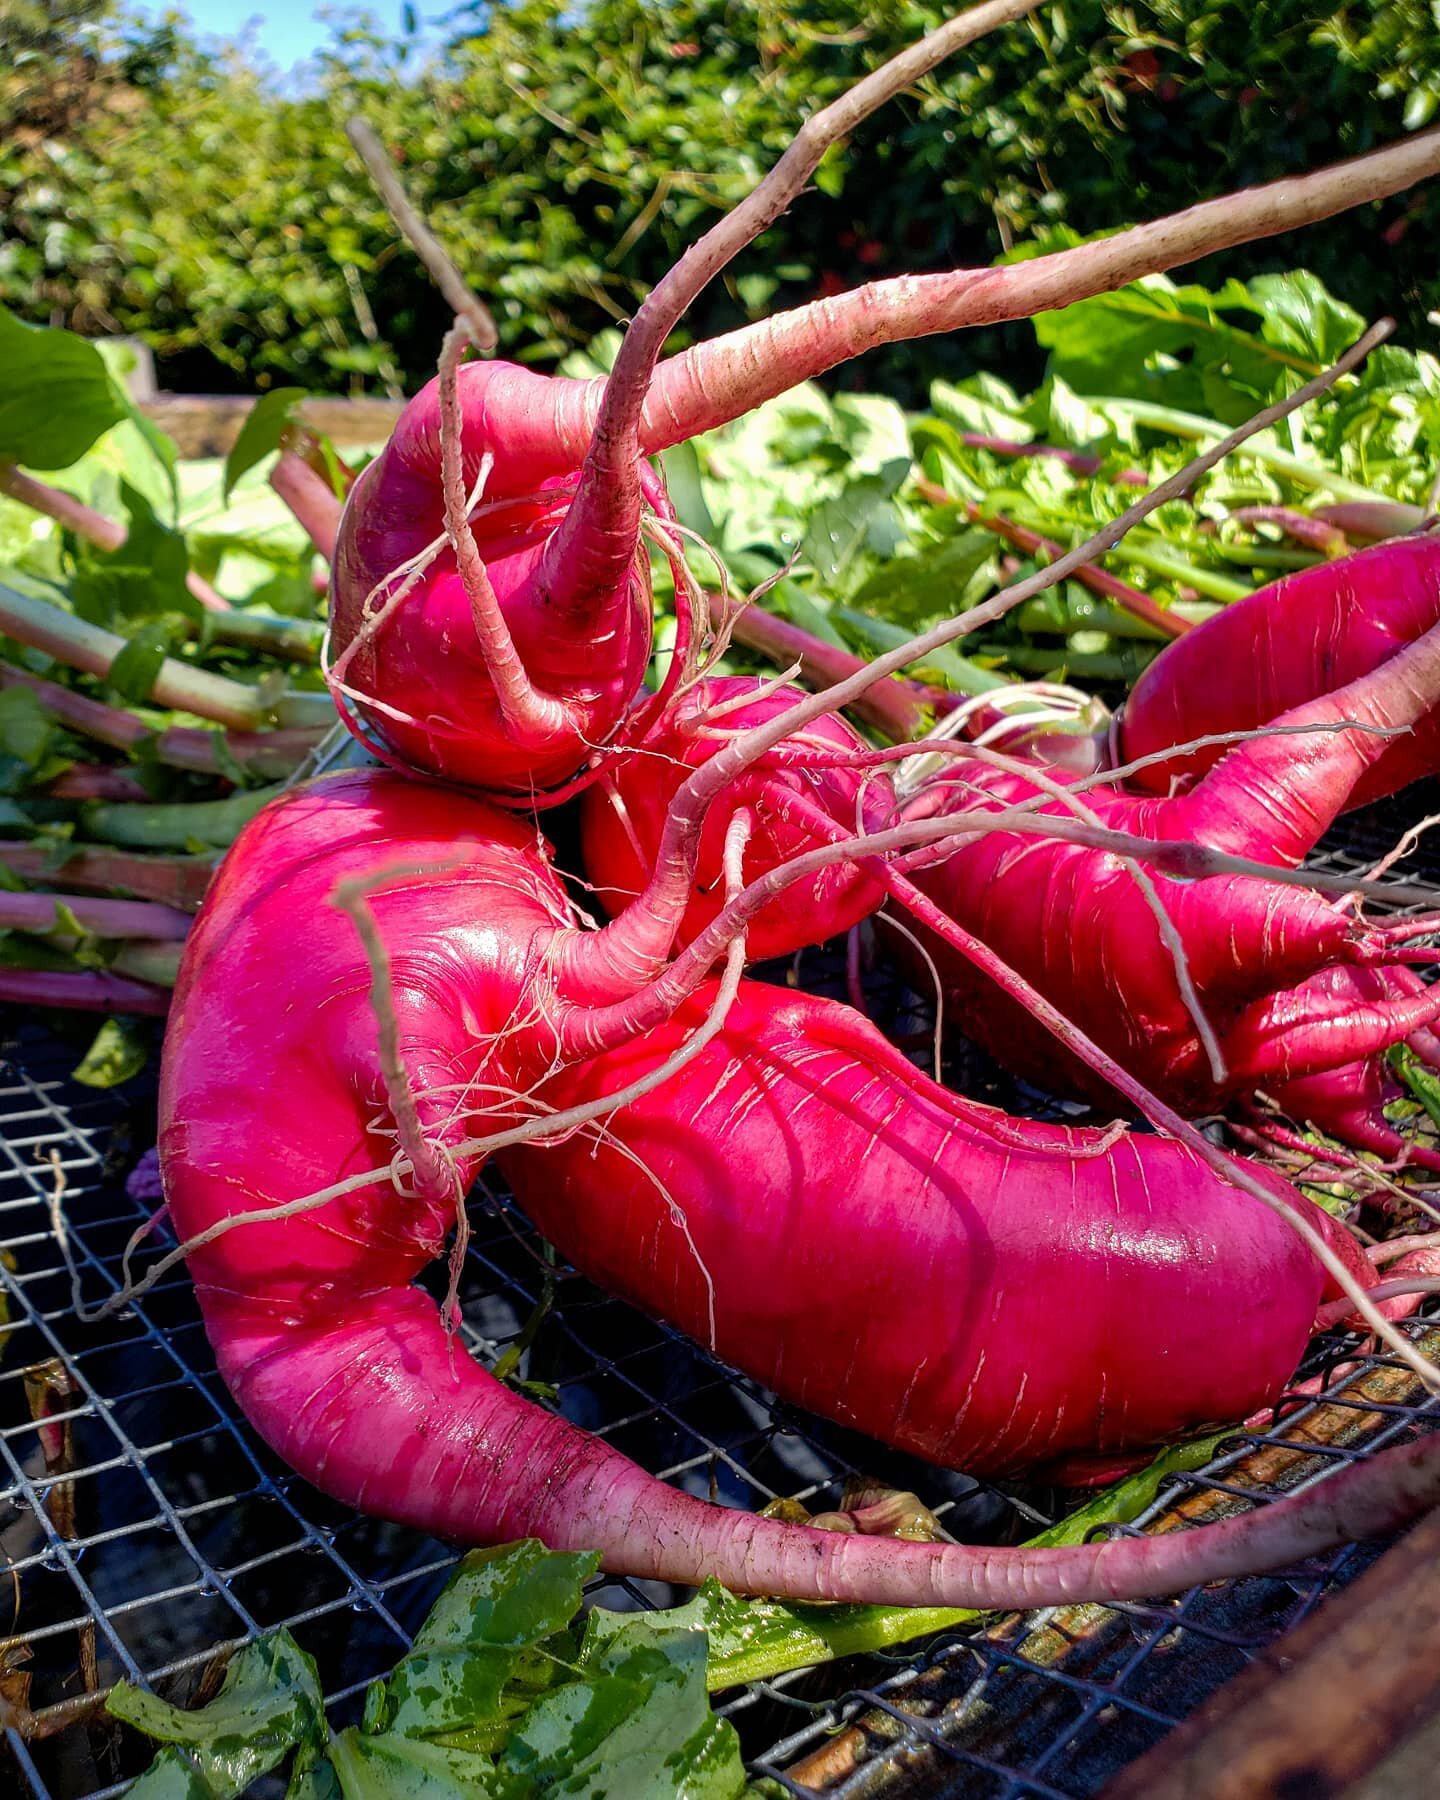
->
[1,795,1438,1797]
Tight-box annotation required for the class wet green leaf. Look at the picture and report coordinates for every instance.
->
[500,1618,745,1798]
[107,620,181,705]
[109,1631,326,1800]
[800,459,909,588]
[374,1542,596,1740]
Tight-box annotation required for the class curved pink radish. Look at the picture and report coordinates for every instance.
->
[157,768,1434,1601]
[1120,534,1440,806]
[499,979,1366,1481]
[580,677,886,961]
[576,635,1440,1161]
[329,362,658,794]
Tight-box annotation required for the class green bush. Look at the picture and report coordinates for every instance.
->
[2,0,1437,398]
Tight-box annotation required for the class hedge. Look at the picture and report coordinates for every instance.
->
[2,0,1437,398]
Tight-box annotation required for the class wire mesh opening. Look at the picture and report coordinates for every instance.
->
[2,793,1438,1797]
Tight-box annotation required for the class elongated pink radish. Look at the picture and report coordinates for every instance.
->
[575,631,1440,1162]
[497,137,1440,474]
[1120,534,1440,806]
[499,978,1369,1480]
[328,1,1039,796]
[879,624,1440,1130]
[582,677,886,961]
[158,770,1439,1603]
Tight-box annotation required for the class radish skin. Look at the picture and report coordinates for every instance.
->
[1120,535,1440,807]
[499,980,1366,1479]
[158,772,1439,1602]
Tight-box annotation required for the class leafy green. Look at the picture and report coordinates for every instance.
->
[112,1543,748,1800]
[1389,1045,1440,1135]
[497,1617,740,1798]
[70,483,197,632]
[223,389,308,502]
[107,620,184,706]
[800,460,910,586]
[110,1633,327,1799]
[0,307,127,471]
[369,1541,595,1742]
[72,1016,151,1088]
[0,685,58,768]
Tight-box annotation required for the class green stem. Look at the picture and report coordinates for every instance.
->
[204,612,326,662]
[1005,645,1154,681]
[1016,595,1216,641]
[81,785,281,851]
[273,691,339,730]
[702,1435,1225,1691]
[832,607,1006,695]
[1208,543,1323,572]
[0,582,265,730]
[0,662,322,779]
[1108,540,1253,603]
[109,939,183,987]
[491,1272,557,1386]
[1101,399,1393,505]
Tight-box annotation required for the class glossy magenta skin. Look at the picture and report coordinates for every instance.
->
[1121,535,1440,807]
[580,676,886,960]
[501,979,1356,1481]
[330,360,653,793]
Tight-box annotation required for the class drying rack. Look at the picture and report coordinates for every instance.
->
[1,795,1438,1798]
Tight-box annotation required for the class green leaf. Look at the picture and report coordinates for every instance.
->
[108,1631,326,1800]
[0,686,56,768]
[376,1542,596,1741]
[224,389,308,501]
[107,620,181,705]
[1032,274,1310,422]
[72,1016,151,1088]
[0,307,127,471]
[286,1745,344,1800]
[831,392,913,471]
[328,1729,498,1800]
[125,403,183,520]
[1389,1045,1440,1133]
[71,482,196,630]
[657,441,717,542]
[846,526,997,629]
[124,1748,216,1799]
[1248,272,1367,368]
[500,1620,745,1798]
[800,459,909,588]
[930,375,1033,444]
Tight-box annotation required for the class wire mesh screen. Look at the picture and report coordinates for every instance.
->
[1,795,1438,1797]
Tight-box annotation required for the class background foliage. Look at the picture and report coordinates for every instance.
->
[3,0,1439,398]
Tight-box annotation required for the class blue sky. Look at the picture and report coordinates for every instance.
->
[155,2,436,72]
